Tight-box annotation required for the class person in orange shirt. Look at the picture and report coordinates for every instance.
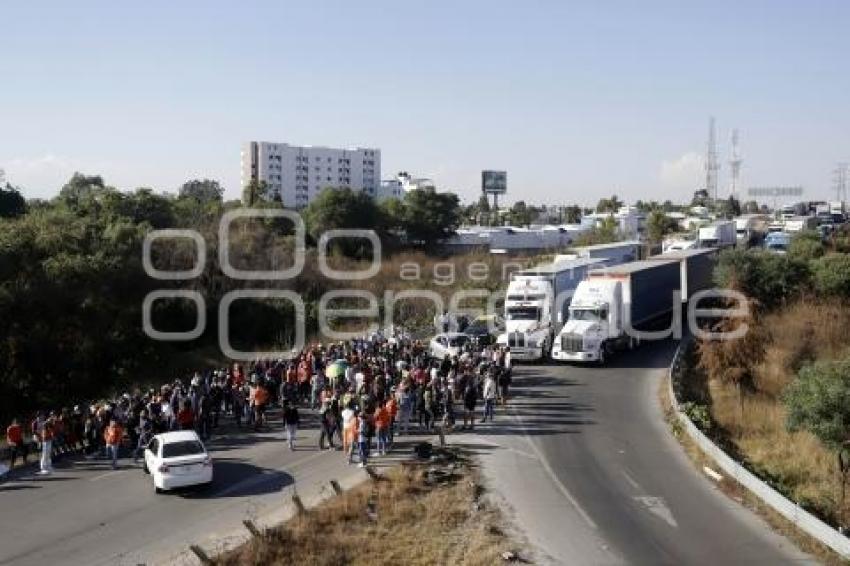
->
[104,419,124,470]
[386,394,398,444]
[343,409,358,465]
[6,419,26,469]
[374,404,390,456]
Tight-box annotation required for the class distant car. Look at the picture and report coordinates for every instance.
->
[143,430,213,493]
[463,314,504,347]
[429,332,471,359]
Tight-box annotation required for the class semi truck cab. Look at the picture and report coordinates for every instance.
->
[552,279,623,363]
[497,278,554,360]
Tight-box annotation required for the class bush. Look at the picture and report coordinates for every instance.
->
[810,253,850,299]
[681,401,713,432]
[714,249,810,310]
[783,357,850,451]
[788,230,824,261]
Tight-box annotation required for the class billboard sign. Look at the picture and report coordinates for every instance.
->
[482,170,507,195]
[747,186,804,198]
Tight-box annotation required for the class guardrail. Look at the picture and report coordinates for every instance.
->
[667,338,850,559]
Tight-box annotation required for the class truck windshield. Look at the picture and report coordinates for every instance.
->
[570,308,607,322]
[506,307,541,321]
[507,294,545,301]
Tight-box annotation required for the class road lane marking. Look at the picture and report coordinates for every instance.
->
[90,470,121,482]
[506,403,598,530]
[621,469,641,490]
[634,496,678,528]
[466,437,539,460]
[703,466,723,482]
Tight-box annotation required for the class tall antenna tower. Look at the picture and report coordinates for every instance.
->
[705,116,720,202]
[728,129,742,199]
[834,163,849,203]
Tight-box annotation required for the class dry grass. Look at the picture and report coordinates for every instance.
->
[216,451,515,566]
[660,369,847,566]
[705,299,850,525]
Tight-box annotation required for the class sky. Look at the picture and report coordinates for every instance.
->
[1,0,849,206]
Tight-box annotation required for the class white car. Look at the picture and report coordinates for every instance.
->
[143,430,213,493]
[429,332,471,359]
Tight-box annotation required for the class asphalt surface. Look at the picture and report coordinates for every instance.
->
[469,339,815,565]
[0,342,818,565]
[0,410,387,566]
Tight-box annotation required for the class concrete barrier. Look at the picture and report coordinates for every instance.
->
[667,339,850,559]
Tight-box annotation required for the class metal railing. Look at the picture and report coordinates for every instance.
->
[667,339,850,559]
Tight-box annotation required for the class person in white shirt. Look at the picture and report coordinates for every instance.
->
[341,404,356,464]
[482,374,497,423]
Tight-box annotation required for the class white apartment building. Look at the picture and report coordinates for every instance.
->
[376,171,436,201]
[241,141,380,208]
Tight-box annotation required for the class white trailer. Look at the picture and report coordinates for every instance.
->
[697,220,736,248]
[496,257,609,361]
[551,260,681,364]
[555,240,642,264]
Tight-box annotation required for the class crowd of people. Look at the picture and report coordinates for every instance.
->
[2,328,513,476]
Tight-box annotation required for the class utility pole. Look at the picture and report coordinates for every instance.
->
[705,116,720,204]
[729,129,742,199]
[833,163,848,203]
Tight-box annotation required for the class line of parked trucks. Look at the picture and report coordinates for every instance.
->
[488,202,847,364]
[495,241,718,364]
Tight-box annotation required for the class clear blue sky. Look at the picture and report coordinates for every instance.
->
[2,0,849,205]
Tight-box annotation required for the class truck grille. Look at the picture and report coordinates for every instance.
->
[560,333,583,353]
[508,332,526,348]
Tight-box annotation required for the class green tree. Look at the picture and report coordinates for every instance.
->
[574,216,618,246]
[179,178,224,202]
[242,179,269,206]
[510,200,534,226]
[788,230,825,261]
[563,205,582,224]
[57,173,109,211]
[784,357,850,524]
[400,187,461,247]
[811,253,850,299]
[719,196,742,218]
[714,249,810,310]
[596,194,623,213]
[0,183,27,218]
[646,209,677,243]
[303,187,383,256]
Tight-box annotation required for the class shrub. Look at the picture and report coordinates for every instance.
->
[788,230,824,261]
[810,253,850,299]
[713,249,810,310]
[681,402,713,432]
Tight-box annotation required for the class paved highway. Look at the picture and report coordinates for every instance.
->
[0,341,817,565]
[472,339,815,565]
[0,412,373,566]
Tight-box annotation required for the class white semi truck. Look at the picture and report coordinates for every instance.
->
[554,240,642,265]
[647,248,717,304]
[697,220,736,248]
[551,260,681,364]
[496,257,612,362]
